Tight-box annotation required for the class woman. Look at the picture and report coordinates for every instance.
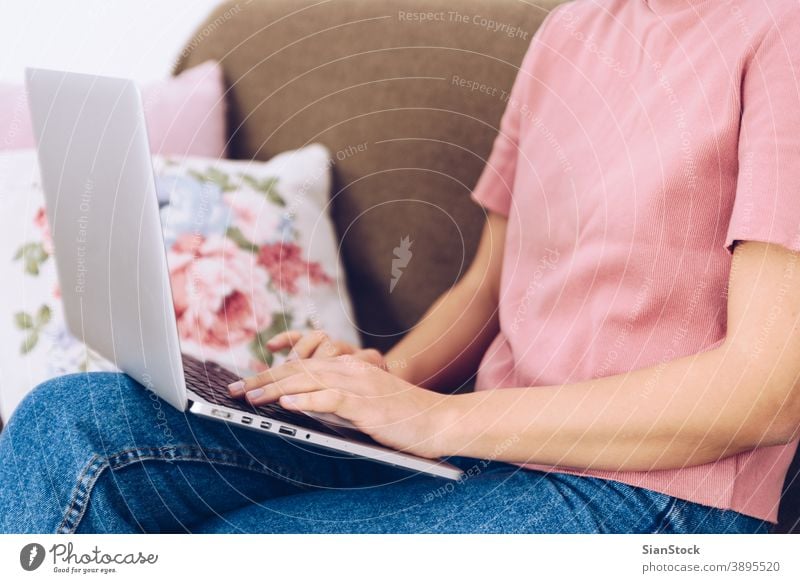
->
[2,0,799,533]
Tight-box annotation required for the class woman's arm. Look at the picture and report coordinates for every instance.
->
[235,240,800,468]
[384,212,507,390]
[437,240,800,469]
[261,212,508,391]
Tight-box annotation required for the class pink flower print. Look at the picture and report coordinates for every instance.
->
[34,207,54,255]
[224,190,282,245]
[257,242,333,294]
[168,234,274,349]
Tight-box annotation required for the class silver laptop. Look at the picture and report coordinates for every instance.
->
[24,67,462,481]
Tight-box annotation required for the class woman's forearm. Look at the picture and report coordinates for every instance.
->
[385,213,507,391]
[385,275,499,391]
[428,241,800,471]
[434,340,793,470]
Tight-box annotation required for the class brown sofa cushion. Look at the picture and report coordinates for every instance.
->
[174,0,562,352]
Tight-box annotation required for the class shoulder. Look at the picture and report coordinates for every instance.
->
[736,0,800,55]
[757,0,800,20]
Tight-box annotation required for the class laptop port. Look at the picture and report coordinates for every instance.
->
[211,408,232,419]
[241,416,252,425]
[279,426,296,437]
[260,421,272,430]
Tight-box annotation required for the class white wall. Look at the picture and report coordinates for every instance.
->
[0,0,223,83]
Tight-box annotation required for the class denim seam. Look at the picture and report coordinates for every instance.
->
[651,496,680,534]
[57,445,313,534]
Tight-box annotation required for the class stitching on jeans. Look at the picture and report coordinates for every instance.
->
[57,454,107,534]
[57,445,314,534]
[651,497,679,534]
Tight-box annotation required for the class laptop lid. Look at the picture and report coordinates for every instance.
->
[25,67,189,411]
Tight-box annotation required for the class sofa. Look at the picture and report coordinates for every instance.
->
[2,0,796,532]
[173,0,799,533]
[174,0,562,354]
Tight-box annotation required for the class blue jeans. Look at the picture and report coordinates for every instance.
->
[0,373,770,534]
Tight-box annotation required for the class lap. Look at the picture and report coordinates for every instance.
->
[195,459,680,534]
[4,371,392,480]
[1,373,769,534]
[0,373,407,533]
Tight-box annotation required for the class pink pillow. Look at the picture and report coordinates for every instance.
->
[0,61,227,158]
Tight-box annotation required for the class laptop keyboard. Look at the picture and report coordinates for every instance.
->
[181,353,378,444]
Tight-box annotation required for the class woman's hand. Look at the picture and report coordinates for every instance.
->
[266,330,385,368]
[228,356,453,459]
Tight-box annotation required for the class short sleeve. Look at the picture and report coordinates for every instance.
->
[470,73,525,217]
[726,14,800,253]
[470,11,557,217]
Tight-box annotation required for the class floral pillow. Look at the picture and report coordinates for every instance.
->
[0,147,359,421]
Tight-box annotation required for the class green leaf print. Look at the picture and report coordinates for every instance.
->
[14,241,49,276]
[242,175,285,206]
[188,167,238,192]
[14,303,53,355]
[21,331,39,354]
[225,227,259,254]
[14,311,34,330]
[249,313,294,366]
[36,305,52,326]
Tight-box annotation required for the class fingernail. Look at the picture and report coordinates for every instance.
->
[228,380,245,395]
[281,395,297,406]
[246,388,264,401]
[285,351,297,362]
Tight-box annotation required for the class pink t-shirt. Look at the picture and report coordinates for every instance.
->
[472,0,800,523]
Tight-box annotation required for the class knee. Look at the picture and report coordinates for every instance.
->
[6,372,139,434]
[0,373,144,533]
[4,372,195,464]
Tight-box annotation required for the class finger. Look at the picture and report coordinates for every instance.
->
[308,337,339,359]
[265,330,304,352]
[310,339,356,359]
[334,340,358,355]
[287,330,329,360]
[229,355,356,395]
[353,348,384,368]
[244,372,334,406]
[279,389,349,416]
[228,359,314,395]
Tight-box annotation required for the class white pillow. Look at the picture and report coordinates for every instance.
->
[0,146,358,421]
